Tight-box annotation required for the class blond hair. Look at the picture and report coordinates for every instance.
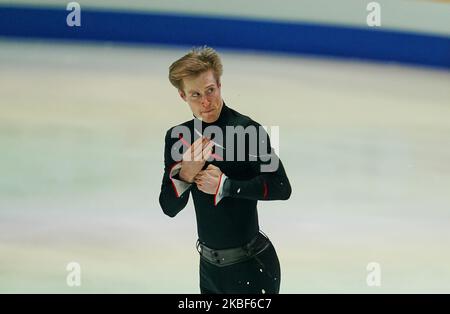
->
[168,46,223,90]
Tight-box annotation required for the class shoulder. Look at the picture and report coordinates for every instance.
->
[164,119,194,136]
[226,106,261,128]
[163,119,194,144]
[227,106,263,129]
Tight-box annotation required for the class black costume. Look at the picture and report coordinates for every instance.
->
[159,103,291,294]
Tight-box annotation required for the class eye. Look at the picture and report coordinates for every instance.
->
[207,87,214,94]
[192,92,199,97]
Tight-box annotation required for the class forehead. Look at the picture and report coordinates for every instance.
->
[183,70,217,91]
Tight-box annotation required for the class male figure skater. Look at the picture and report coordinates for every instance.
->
[159,46,291,294]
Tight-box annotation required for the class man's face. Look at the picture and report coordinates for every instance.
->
[179,70,223,123]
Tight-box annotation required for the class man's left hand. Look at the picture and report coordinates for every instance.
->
[194,164,223,195]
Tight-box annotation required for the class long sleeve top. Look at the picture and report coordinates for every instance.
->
[159,103,291,249]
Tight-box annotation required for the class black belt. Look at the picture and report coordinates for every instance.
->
[196,231,271,267]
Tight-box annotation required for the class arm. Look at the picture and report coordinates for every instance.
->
[217,123,292,203]
[197,123,292,205]
[219,157,291,202]
[159,130,192,217]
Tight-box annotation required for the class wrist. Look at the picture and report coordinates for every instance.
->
[222,176,231,197]
[214,173,228,206]
[179,168,194,183]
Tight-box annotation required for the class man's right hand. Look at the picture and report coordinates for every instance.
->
[179,137,214,183]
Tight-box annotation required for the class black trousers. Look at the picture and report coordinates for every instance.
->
[199,242,281,294]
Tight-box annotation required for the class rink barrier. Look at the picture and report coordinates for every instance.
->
[0,5,449,69]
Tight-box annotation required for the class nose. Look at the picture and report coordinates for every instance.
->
[200,96,210,107]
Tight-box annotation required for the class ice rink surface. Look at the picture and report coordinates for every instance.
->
[1,39,449,293]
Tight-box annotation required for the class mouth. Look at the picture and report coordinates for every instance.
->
[202,109,214,114]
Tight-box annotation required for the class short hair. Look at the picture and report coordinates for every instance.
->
[168,46,223,91]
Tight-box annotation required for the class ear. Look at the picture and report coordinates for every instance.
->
[217,81,221,89]
[178,89,187,101]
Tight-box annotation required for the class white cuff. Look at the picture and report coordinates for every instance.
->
[169,162,192,198]
[214,173,228,206]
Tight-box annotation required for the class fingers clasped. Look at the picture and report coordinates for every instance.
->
[194,164,223,194]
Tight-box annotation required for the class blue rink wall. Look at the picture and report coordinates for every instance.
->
[0,3,449,69]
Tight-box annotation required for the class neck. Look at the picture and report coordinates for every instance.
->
[210,99,224,123]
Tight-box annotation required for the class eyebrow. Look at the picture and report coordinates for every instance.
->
[188,84,216,94]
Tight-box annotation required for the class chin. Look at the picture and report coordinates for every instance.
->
[201,112,216,122]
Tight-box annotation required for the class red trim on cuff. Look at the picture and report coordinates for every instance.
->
[169,161,182,198]
[213,173,224,207]
[263,181,268,200]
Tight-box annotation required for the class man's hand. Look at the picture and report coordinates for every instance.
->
[194,164,223,195]
[179,137,214,183]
